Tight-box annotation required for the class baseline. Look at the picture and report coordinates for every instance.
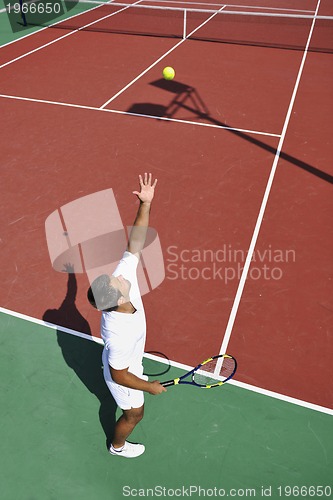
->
[1,306,332,416]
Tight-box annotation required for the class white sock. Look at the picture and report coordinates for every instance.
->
[111,443,125,452]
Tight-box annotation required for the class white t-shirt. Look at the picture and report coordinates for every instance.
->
[101,251,146,379]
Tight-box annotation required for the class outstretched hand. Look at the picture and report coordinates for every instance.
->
[132,173,157,204]
[62,263,74,273]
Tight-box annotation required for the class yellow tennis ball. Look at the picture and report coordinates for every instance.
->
[163,66,175,80]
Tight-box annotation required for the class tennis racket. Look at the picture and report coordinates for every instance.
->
[161,354,237,389]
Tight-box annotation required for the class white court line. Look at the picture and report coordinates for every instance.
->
[99,4,227,108]
[217,0,323,357]
[0,0,144,69]
[0,306,332,415]
[0,92,281,137]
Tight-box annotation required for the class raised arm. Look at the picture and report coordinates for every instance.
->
[127,173,158,256]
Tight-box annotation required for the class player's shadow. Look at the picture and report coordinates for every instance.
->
[43,266,117,449]
[126,78,333,184]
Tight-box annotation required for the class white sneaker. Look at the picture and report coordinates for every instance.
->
[109,441,145,458]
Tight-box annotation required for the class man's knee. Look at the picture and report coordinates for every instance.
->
[123,405,144,425]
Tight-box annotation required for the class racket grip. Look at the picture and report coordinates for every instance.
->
[161,380,175,387]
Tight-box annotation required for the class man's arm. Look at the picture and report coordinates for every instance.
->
[127,173,157,256]
[110,366,166,395]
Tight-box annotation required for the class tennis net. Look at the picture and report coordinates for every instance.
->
[17,0,333,52]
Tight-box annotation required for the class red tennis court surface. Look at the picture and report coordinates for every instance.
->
[1,0,332,410]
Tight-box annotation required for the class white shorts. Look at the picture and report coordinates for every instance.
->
[102,348,147,410]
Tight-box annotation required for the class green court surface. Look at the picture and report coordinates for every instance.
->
[0,0,101,45]
[0,311,332,500]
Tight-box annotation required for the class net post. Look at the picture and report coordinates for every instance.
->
[183,8,187,39]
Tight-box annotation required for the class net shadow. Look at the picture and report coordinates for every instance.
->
[126,79,333,185]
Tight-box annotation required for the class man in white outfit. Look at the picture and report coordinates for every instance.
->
[87,173,166,458]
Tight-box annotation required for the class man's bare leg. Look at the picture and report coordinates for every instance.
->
[112,405,144,449]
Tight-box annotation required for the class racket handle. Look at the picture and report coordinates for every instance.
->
[161,380,176,387]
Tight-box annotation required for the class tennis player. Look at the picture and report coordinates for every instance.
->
[87,173,166,458]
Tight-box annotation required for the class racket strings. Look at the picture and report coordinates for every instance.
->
[193,356,235,386]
